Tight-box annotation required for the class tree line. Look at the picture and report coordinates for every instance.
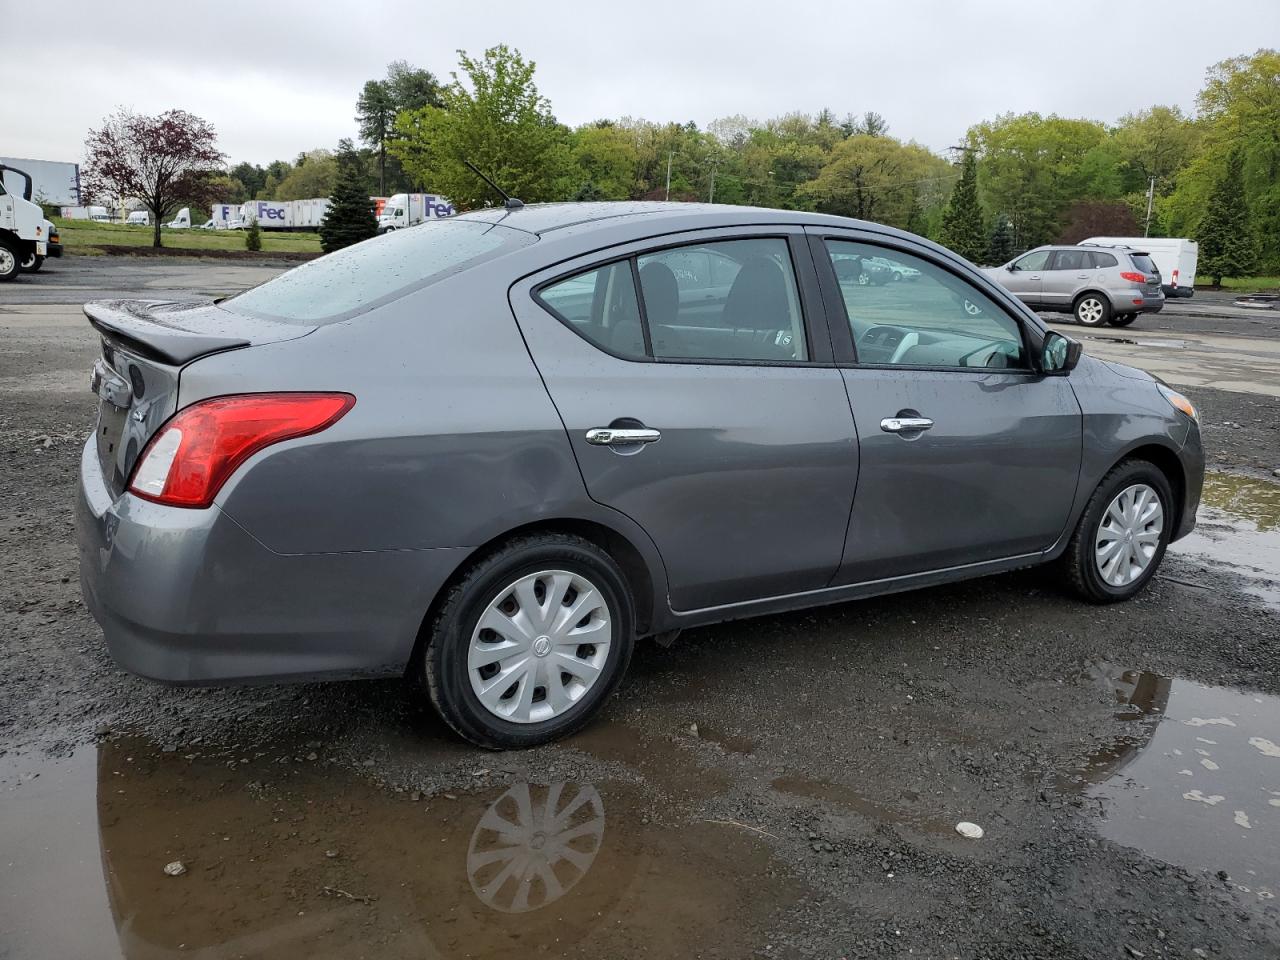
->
[82,45,1277,277]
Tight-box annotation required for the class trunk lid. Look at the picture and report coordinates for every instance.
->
[85,299,316,497]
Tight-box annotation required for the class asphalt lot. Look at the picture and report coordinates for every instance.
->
[3,255,1280,959]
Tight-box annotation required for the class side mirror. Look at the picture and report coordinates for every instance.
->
[1006,264,1016,272]
[1041,331,1082,374]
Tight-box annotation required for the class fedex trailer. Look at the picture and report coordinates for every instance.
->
[377,193,455,233]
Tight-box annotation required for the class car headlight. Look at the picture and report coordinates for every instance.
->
[1158,384,1198,424]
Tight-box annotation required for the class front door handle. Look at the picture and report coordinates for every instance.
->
[585,427,662,446]
[880,417,934,434]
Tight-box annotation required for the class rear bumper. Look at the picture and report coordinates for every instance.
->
[76,437,464,684]
[1162,285,1193,299]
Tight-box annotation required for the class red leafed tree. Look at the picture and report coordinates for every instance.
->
[82,109,226,248]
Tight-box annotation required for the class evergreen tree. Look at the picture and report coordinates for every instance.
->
[938,152,986,263]
[245,220,262,252]
[1197,147,1258,286]
[319,146,378,253]
[987,214,1016,264]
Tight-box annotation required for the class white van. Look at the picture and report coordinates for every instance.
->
[1080,237,1198,298]
[126,210,150,227]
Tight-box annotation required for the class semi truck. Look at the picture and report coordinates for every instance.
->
[215,199,333,231]
[0,164,48,282]
[377,193,455,233]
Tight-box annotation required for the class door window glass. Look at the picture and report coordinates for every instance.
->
[1090,251,1118,268]
[537,261,646,359]
[1052,250,1091,271]
[1011,250,1050,271]
[637,238,807,362]
[825,240,1027,369]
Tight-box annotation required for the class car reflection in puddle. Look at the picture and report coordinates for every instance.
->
[1171,472,1280,608]
[0,736,801,959]
[1066,664,1280,908]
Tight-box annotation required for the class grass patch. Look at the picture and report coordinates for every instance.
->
[53,218,322,255]
[1200,276,1280,293]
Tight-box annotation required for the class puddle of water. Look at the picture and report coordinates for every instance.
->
[1068,667,1280,904]
[1084,336,1187,348]
[1172,473,1280,607]
[0,737,803,959]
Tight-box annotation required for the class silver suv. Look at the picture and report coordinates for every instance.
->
[984,245,1165,327]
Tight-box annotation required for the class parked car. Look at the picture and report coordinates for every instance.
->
[983,245,1165,327]
[1080,237,1198,299]
[197,219,216,230]
[76,203,1204,748]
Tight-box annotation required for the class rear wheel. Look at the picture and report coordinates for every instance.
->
[1074,294,1111,327]
[1108,313,1137,327]
[1062,459,1173,602]
[19,252,44,273]
[0,241,20,282]
[422,534,635,749]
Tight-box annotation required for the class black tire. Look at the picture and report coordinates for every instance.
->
[19,253,44,273]
[1061,459,1174,603]
[422,533,636,749]
[0,240,20,282]
[1108,313,1137,327]
[1073,293,1112,327]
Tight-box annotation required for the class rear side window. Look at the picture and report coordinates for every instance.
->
[536,237,809,363]
[1129,254,1159,275]
[1051,250,1091,271]
[1090,252,1118,268]
[228,219,533,323]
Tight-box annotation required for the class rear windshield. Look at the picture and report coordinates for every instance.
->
[1129,254,1159,275]
[227,219,534,323]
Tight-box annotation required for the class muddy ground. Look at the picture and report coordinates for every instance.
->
[2,256,1279,959]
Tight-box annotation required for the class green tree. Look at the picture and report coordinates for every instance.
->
[987,215,1016,264]
[319,145,377,253]
[570,121,639,199]
[938,152,986,261]
[274,149,337,200]
[386,60,444,112]
[356,79,397,195]
[798,134,950,229]
[1196,147,1258,285]
[391,45,571,208]
[1112,105,1201,195]
[245,219,262,251]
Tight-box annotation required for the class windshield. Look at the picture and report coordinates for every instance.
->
[227,218,533,324]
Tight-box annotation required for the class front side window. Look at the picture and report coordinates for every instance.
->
[637,238,807,361]
[228,218,533,324]
[825,240,1026,369]
[1011,250,1050,271]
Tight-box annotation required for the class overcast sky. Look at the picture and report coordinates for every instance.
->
[7,0,1277,167]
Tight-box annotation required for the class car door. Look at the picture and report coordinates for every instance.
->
[509,228,859,612]
[807,231,1082,584]
[1041,249,1093,309]
[999,249,1050,307]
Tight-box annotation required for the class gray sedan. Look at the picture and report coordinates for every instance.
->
[76,203,1204,748]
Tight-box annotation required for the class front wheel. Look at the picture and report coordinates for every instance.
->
[20,252,44,273]
[1061,460,1173,603]
[1108,313,1137,327]
[422,534,636,749]
[1074,294,1111,327]
[0,241,20,282]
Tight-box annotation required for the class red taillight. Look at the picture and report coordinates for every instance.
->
[128,393,355,508]
[1120,271,1147,283]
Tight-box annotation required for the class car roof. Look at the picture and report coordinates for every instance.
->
[453,200,915,240]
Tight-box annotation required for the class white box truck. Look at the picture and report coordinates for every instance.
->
[377,193,455,233]
[1080,237,1198,298]
[0,163,48,281]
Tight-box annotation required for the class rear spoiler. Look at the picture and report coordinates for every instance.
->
[84,299,250,365]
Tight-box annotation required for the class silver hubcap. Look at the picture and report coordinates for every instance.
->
[468,570,611,724]
[467,782,605,913]
[1078,298,1105,324]
[1095,483,1163,586]
[0,248,15,274]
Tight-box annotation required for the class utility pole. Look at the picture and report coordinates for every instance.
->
[664,152,673,201]
[1144,177,1156,237]
[708,162,717,204]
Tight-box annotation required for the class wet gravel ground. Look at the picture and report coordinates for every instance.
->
[3,257,1280,959]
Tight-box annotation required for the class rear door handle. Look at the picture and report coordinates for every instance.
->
[585,427,662,446]
[880,417,933,434]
